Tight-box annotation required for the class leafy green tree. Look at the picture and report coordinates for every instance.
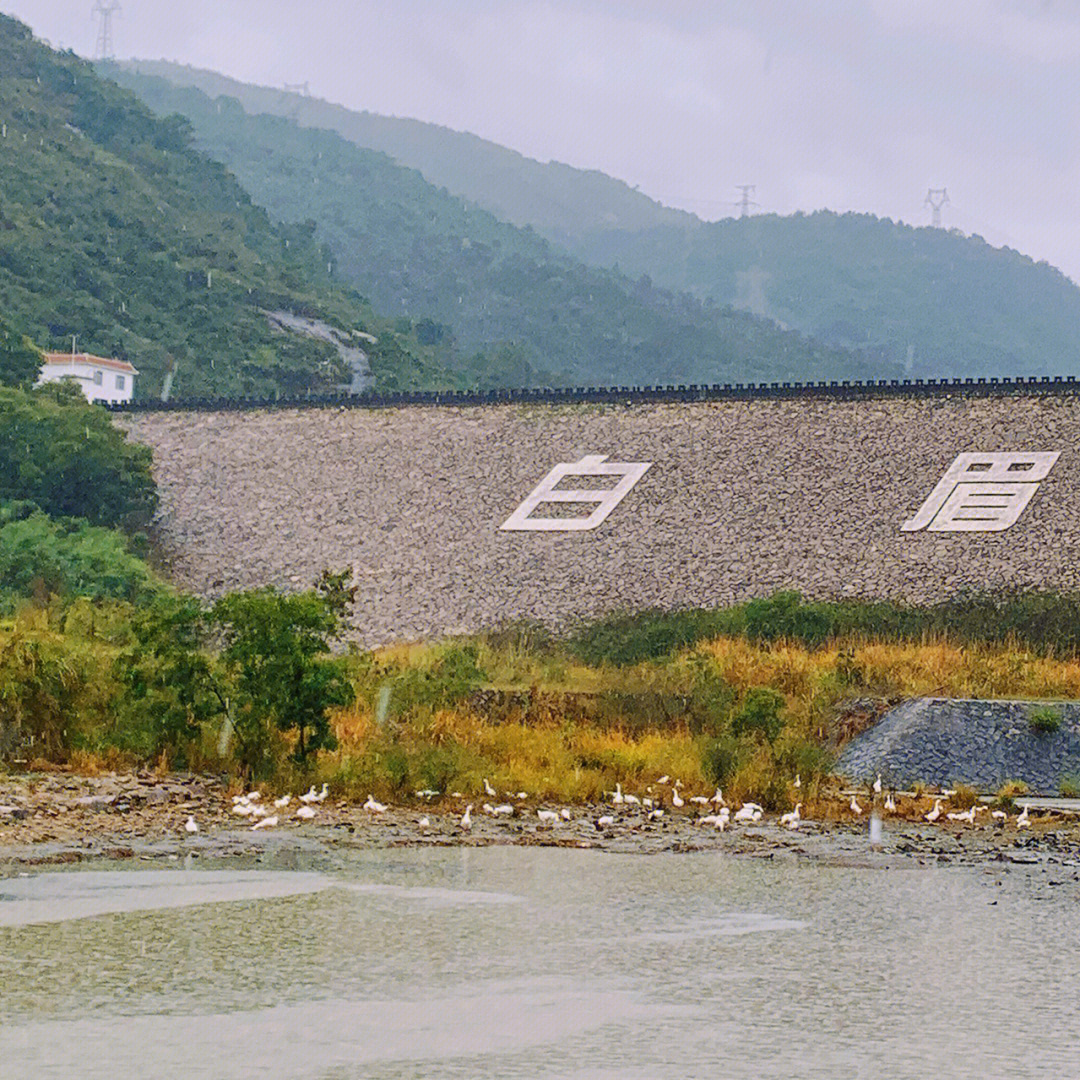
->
[0,385,157,528]
[119,578,355,775]
[116,593,220,764]
[0,317,42,389]
[212,587,353,772]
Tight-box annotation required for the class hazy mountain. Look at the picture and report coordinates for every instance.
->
[0,15,453,399]
[106,66,896,387]
[114,59,694,246]
[565,212,1080,378]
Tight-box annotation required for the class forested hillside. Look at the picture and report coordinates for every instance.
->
[106,69,893,387]
[115,60,692,245]
[567,212,1080,378]
[0,15,454,398]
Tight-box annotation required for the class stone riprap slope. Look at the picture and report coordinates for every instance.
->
[121,395,1080,643]
[834,698,1080,794]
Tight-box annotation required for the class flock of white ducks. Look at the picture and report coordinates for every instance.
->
[182,769,1041,836]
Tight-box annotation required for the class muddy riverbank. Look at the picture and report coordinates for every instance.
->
[3,770,1080,873]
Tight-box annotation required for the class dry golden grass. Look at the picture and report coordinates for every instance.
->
[313,634,1080,805]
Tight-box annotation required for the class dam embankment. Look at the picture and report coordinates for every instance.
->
[120,394,1080,643]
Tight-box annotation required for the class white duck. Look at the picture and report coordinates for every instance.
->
[184,816,198,834]
[483,778,497,797]
[363,795,387,813]
[273,794,292,808]
[671,787,685,809]
[780,804,802,829]
[884,793,896,813]
[596,815,615,828]
[536,809,559,824]
[295,805,316,820]
[710,788,726,806]
[925,798,943,823]
[610,783,625,806]
[849,795,863,816]
[251,815,278,830]
[872,775,882,795]
[1016,805,1031,827]
[460,805,473,830]
[734,802,763,823]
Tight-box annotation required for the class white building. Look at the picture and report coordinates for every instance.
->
[36,352,138,403]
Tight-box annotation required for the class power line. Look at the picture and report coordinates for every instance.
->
[924,187,949,228]
[92,1,121,61]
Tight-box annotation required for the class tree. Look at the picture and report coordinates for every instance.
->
[0,316,42,389]
[0,385,157,528]
[120,579,355,775]
[212,587,353,772]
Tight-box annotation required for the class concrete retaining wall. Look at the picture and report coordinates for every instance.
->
[121,394,1080,643]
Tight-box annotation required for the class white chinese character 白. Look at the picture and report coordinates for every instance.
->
[901,452,1060,533]
[500,455,651,532]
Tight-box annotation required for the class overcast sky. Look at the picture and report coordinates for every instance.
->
[9,0,1080,281]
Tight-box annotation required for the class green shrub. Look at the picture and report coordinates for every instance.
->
[1029,706,1062,736]
[0,619,117,760]
[0,509,158,611]
[377,643,486,720]
[1059,775,1080,798]
[567,607,739,665]
[731,687,787,743]
[701,734,749,785]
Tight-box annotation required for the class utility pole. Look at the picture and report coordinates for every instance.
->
[924,187,949,228]
[92,1,121,62]
[734,185,759,219]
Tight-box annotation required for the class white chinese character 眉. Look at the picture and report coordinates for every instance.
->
[902,452,1060,533]
[501,455,652,532]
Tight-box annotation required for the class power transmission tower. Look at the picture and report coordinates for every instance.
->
[924,187,949,228]
[734,185,759,218]
[92,1,121,61]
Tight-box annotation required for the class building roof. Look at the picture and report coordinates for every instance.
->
[42,352,138,375]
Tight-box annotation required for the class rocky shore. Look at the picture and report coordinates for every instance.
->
[3,770,1080,873]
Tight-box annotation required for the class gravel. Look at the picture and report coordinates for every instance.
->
[120,396,1080,643]
[835,697,1080,793]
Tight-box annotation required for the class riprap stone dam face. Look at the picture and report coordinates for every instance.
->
[121,395,1080,643]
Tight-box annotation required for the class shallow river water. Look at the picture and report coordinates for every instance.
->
[1,847,1078,1079]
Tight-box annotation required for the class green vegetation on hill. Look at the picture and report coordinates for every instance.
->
[115,60,1080,383]
[0,15,454,398]
[106,70,895,387]
[566,212,1080,378]
[115,60,693,243]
